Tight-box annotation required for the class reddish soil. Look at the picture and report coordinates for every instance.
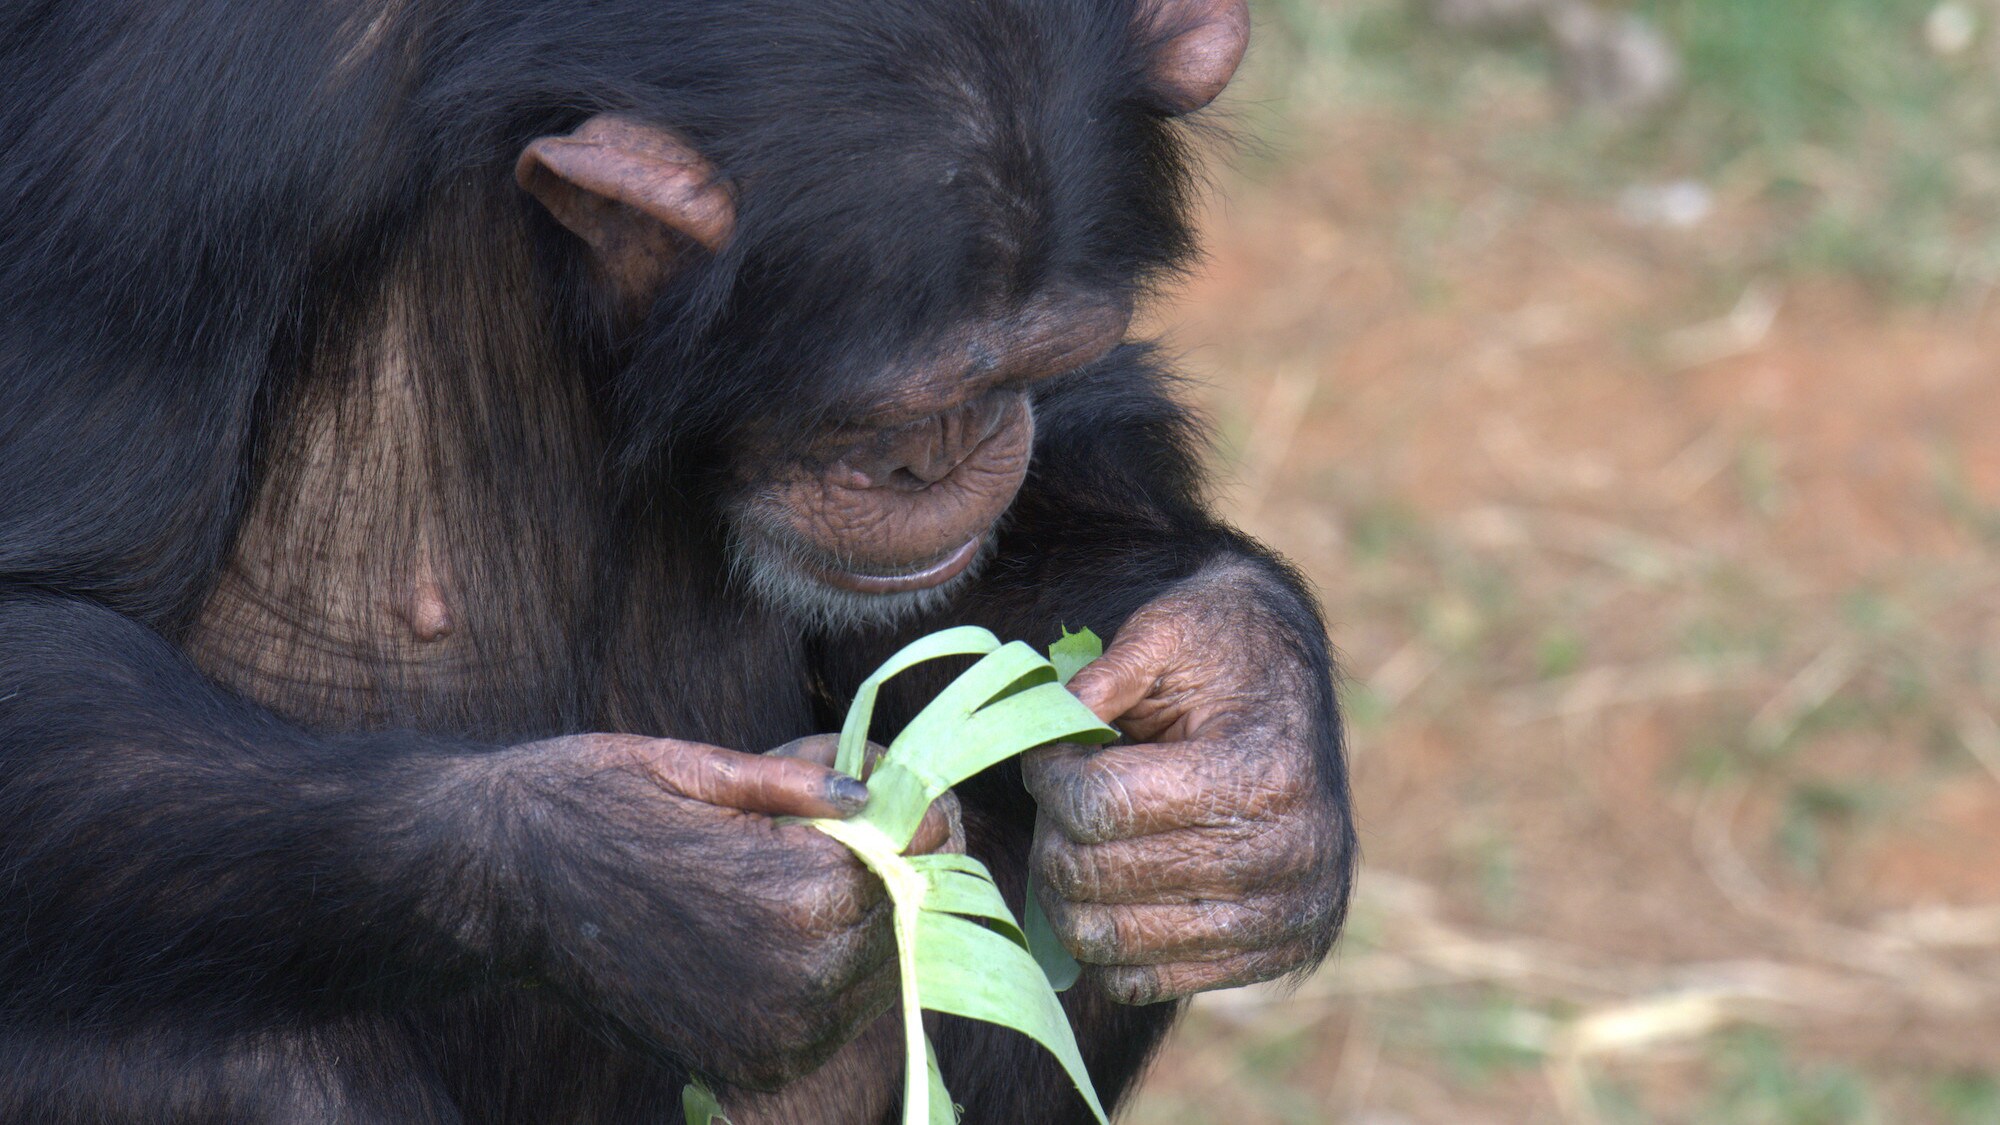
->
[1124,108,2000,1124]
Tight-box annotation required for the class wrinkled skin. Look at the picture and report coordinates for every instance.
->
[1025,565,1347,1004]
[510,733,961,1089]
[608,556,1345,1088]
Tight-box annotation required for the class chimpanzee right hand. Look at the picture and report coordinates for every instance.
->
[496,732,960,1090]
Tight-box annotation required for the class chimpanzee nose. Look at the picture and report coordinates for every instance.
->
[842,395,1014,490]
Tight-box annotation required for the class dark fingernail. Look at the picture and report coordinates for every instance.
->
[827,775,871,815]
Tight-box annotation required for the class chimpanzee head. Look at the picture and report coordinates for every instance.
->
[513,0,1247,628]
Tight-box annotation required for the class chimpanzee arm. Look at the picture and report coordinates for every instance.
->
[2,19,918,1099]
[0,108,510,1023]
[0,366,915,1104]
[0,581,929,1094]
[0,592,520,1024]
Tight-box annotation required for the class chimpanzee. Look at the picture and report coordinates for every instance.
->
[0,0,1354,1121]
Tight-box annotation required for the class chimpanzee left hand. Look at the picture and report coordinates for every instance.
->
[1022,564,1349,1005]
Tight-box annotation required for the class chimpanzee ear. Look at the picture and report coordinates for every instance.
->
[515,114,735,319]
[1137,0,1250,114]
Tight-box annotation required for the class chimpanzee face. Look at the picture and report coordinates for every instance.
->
[718,290,1133,628]
[516,0,1246,627]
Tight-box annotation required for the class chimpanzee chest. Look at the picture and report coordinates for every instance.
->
[182,353,570,733]
[184,355,822,751]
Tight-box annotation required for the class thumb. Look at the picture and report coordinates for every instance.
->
[636,738,872,819]
[1065,639,1160,724]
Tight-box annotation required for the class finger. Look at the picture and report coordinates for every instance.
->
[1036,893,1297,967]
[639,739,870,818]
[904,790,965,857]
[1096,942,1313,1006]
[1033,817,1322,904]
[1065,633,1166,724]
[1024,738,1301,844]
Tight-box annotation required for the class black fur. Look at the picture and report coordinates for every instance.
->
[0,1,1353,1121]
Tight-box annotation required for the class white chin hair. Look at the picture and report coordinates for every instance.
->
[729,535,992,633]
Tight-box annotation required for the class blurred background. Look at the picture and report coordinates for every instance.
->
[1121,1,2000,1122]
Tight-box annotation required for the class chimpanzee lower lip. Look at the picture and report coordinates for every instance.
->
[806,537,984,595]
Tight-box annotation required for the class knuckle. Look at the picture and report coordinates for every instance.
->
[1236,820,1325,888]
[1025,755,1088,822]
[780,875,870,939]
[1062,906,1120,962]
[819,900,888,962]
[1286,880,1339,933]
[1231,900,1297,954]
[1267,896,1314,944]
[1019,745,1061,794]
[1048,770,1124,844]
[1239,950,1297,988]
[1261,746,1318,805]
[1269,943,1316,978]
[1196,901,1249,947]
[803,842,867,890]
[1099,965,1164,1007]
[1034,833,1092,900]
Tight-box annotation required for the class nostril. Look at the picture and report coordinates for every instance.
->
[836,393,1024,491]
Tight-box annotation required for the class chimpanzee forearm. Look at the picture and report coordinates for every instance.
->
[0,592,522,1026]
[0,592,926,1093]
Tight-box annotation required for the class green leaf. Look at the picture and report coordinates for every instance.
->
[913,911,1108,1122]
[809,626,1116,1125]
[863,681,1113,844]
[809,815,934,1123]
[910,854,1026,946]
[836,626,1002,778]
[925,1038,958,1125]
[1022,875,1082,992]
[888,643,1060,772]
[1026,626,1100,992]
[681,1079,732,1125]
[1048,626,1103,687]
[855,644,1115,846]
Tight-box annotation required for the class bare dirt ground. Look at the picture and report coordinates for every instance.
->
[1120,107,2000,1124]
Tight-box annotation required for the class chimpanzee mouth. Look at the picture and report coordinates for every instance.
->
[797,536,985,594]
[729,527,995,632]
